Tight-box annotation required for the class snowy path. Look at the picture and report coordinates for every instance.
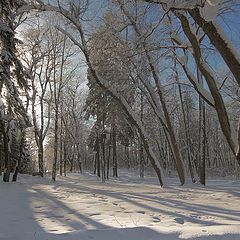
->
[0,172,240,239]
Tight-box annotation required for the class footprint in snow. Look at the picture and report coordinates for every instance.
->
[89,213,101,216]
[152,216,161,222]
[190,214,200,219]
[174,217,184,224]
[124,211,132,214]
[115,210,123,213]
[137,210,145,214]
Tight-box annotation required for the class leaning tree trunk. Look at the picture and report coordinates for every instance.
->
[189,8,240,88]
[29,2,164,186]
[88,65,164,186]
[117,0,184,185]
[177,12,237,164]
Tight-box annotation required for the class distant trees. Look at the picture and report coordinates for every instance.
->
[17,0,239,185]
[1,0,238,185]
[20,22,53,177]
[140,0,240,176]
[19,13,82,180]
[85,20,136,180]
[60,80,87,175]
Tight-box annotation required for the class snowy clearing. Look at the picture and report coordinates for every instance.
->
[0,172,240,240]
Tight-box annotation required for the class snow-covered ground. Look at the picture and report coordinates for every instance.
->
[0,171,240,239]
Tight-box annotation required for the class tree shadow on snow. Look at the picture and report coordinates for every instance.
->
[1,174,239,240]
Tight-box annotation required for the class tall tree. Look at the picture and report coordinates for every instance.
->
[0,0,30,181]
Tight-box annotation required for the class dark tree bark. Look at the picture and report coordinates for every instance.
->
[59,117,63,176]
[139,91,144,178]
[94,135,101,177]
[106,134,111,179]
[2,120,10,182]
[112,117,118,177]
[12,129,25,182]
[199,99,206,186]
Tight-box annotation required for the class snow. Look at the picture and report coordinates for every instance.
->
[200,0,223,22]
[0,20,14,34]
[0,96,4,117]
[0,171,239,240]
[213,21,240,63]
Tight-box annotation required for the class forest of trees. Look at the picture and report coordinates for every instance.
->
[0,0,239,186]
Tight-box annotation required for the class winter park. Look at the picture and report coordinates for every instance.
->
[1,0,240,239]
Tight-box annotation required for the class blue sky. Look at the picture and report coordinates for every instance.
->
[218,4,240,49]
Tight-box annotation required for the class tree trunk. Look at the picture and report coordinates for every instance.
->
[106,137,111,179]
[101,134,106,182]
[112,118,118,177]
[2,121,10,182]
[139,91,144,178]
[198,70,206,185]
[199,99,206,186]
[77,150,82,173]
[0,134,2,176]
[175,68,195,183]
[38,141,44,177]
[52,109,58,181]
[126,145,130,170]
[63,140,67,176]
[12,130,25,182]
[177,12,237,165]
[189,8,240,88]
[51,10,164,185]
[59,117,63,176]
[93,152,97,175]
[95,136,101,177]
[139,137,144,178]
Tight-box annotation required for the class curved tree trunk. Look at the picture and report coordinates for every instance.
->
[189,8,240,88]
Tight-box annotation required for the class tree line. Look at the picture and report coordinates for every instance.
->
[0,0,239,186]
